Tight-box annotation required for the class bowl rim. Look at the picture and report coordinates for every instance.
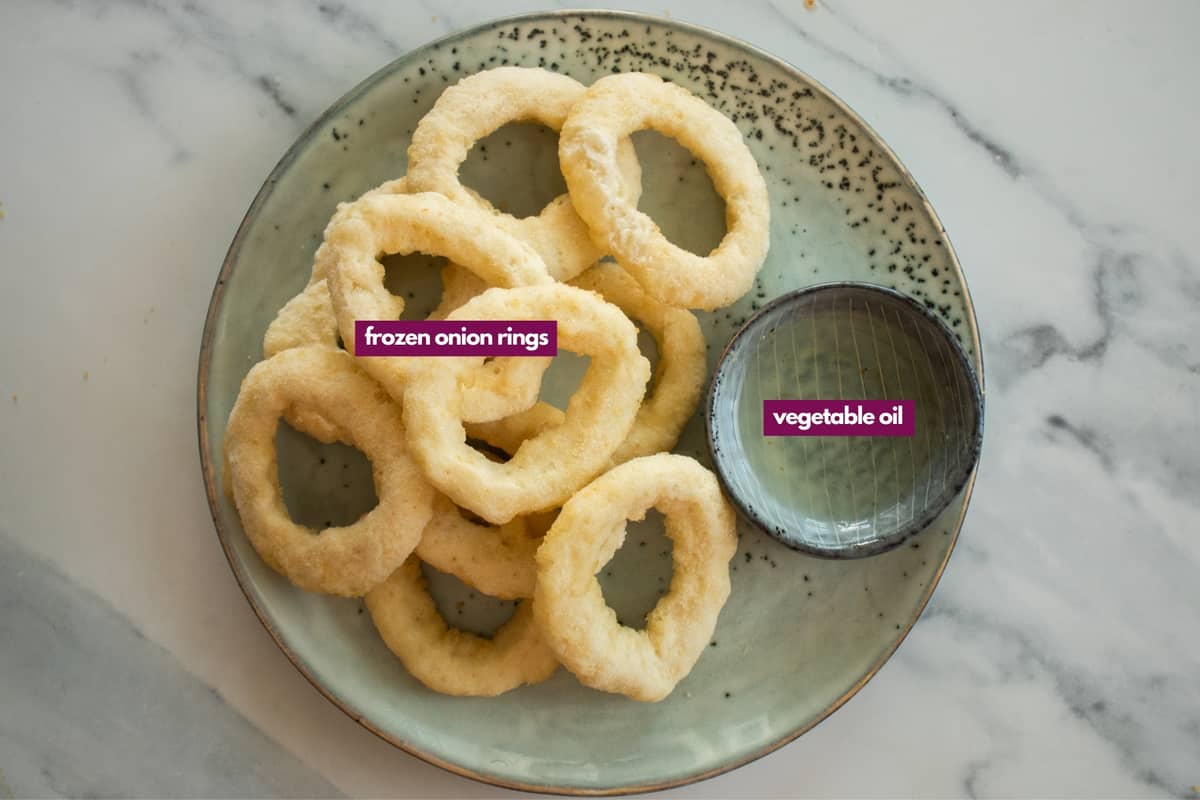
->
[705,281,985,559]
[196,8,986,796]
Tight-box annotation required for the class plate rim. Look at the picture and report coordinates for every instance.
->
[196,8,985,796]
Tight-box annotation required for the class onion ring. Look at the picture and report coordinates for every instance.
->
[365,557,558,696]
[415,402,562,600]
[223,347,434,597]
[266,182,549,423]
[462,398,565,458]
[415,495,539,600]
[572,261,707,463]
[402,284,650,524]
[264,177,411,361]
[264,279,340,357]
[261,280,346,442]
[463,261,706,466]
[325,192,555,423]
[559,72,770,310]
[533,454,737,701]
[406,67,642,282]
[308,178,409,287]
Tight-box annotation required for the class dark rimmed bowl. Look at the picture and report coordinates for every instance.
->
[707,282,983,558]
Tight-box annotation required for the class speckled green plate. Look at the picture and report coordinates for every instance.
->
[198,10,982,795]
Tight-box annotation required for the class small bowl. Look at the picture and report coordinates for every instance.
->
[707,282,984,558]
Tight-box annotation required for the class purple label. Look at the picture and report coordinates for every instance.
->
[355,320,557,357]
[763,400,915,437]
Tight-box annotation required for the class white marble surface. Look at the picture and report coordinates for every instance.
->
[1,0,1198,796]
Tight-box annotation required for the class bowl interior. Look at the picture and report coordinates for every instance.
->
[199,11,982,794]
[708,283,983,558]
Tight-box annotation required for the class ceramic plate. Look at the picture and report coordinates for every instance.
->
[198,10,982,795]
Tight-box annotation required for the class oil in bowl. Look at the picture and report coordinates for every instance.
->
[707,282,983,558]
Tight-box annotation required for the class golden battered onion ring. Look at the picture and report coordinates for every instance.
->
[223,347,434,597]
[429,264,557,419]
[402,284,650,524]
[533,454,737,701]
[265,176,410,360]
[415,401,561,600]
[265,178,468,436]
[462,399,565,458]
[365,557,558,696]
[406,67,642,282]
[559,72,770,310]
[325,192,554,423]
[309,177,410,288]
[264,279,340,357]
[572,261,707,463]
[261,279,346,442]
[415,495,539,600]
[463,261,706,466]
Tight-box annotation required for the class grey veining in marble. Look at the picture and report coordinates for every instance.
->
[0,534,341,799]
[0,0,1197,797]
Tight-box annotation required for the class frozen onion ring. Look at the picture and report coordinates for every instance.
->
[223,347,434,597]
[261,279,346,442]
[365,557,558,696]
[265,177,411,361]
[325,192,555,423]
[264,279,340,357]
[406,67,642,282]
[415,495,540,601]
[265,178,480,435]
[573,261,706,463]
[463,261,707,466]
[463,400,565,459]
[559,72,770,310]
[402,284,650,524]
[308,178,409,287]
[415,402,561,600]
[533,454,737,701]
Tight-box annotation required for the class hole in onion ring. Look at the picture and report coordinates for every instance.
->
[632,130,727,256]
[635,325,661,388]
[420,561,520,637]
[275,421,378,530]
[379,250,447,319]
[596,509,674,631]
[536,350,590,411]
[460,122,566,219]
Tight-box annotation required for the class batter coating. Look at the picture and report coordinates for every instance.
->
[223,347,434,597]
[533,454,737,701]
[559,72,770,310]
[416,405,562,600]
[572,261,707,464]
[325,192,554,423]
[415,495,540,600]
[366,558,558,696]
[402,284,650,524]
[464,262,707,467]
[406,67,642,281]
